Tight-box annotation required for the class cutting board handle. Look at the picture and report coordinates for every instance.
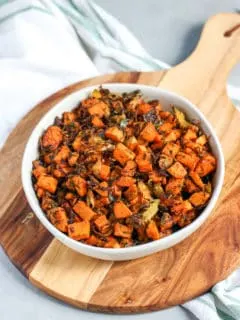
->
[159,13,240,105]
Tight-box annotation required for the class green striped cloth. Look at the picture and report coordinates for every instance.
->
[0,1,239,319]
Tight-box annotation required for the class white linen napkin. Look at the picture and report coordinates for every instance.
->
[0,1,239,319]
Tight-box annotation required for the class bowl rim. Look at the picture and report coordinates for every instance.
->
[21,83,225,256]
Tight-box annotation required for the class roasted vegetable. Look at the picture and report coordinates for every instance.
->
[32,88,216,248]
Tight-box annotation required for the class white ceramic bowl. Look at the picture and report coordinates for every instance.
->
[22,83,225,261]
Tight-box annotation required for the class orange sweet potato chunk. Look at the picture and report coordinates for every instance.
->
[189,171,204,189]
[114,223,133,238]
[92,160,110,181]
[92,116,105,128]
[165,178,184,195]
[94,215,110,233]
[113,201,132,219]
[171,200,193,215]
[195,153,216,177]
[137,103,152,114]
[136,159,153,173]
[37,175,58,193]
[113,143,135,166]
[121,160,136,177]
[189,192,210,206]
[73,201,96,220]
[146,220,160,240]
[162,142,180,158]
[48,207,68,232]
[126,136,138,151]
[54,145,70,163]
[88,101,109,118]
[116,176,136,187]
[68,221,90,240]
[176,151,199,170]
[140,123,158,142]
[105,126,124,142]
[167,162,187,178]
[42,126,63,151]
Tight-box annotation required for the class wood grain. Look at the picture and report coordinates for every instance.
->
[0,13,240,313]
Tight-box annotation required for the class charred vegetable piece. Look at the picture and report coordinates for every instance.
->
[142,199,160,222]
[173,107,191,128]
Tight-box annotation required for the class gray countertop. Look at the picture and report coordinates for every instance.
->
[1,0,238,319]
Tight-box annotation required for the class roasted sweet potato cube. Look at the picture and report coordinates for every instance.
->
[120,238,133,247]
[94,181,109,197]
[184,178,199,193]
[171,200,193,215]
[149,170,162,183]
[195,153,216,177]
[32,165,46,179]
[105,126,124,142]
[72,136,84,152]
[158,122,174,133]
[48,207,68,232]
[104,236,120,248]
[121,160,136,177]
[36,188,45,198]
[37,175,58,193]
[165,178,184,195]
[140,123,158,142]
[146,220,160,240]
[189,171,204,189]
[196,135,207,145]
[114,223,133,238]
[116,176,136,187]
[167,162,187,178]
[137,102,152,114]
[94,215,110,233]
[176,151,199,170]
[154,133,164,143]
[88,101,109,118]
[73,201,96,220]
[82,97,98,108]
[68,152,79,166]
[136,159,153,172]
[124,184,138,201]
[92,116,105,128]
[68,176,87,197]
[54,145,70,163]
[63,112,76,125]
[162,142,180,158]
[165,129,181,142]
[114,201,132,219]
[126,136,138,151]
[85,235,100,246]
[42,126,63,151]
[92,160,110,181]
[68,221,90,240]
[158,155,173,169]
[183,128,197,143]
[113,143,135,166]
[189,192,210,207]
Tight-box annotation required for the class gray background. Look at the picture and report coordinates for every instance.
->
[1,0,239,319]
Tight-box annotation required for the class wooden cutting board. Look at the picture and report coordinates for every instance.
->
[0,13,240,313]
